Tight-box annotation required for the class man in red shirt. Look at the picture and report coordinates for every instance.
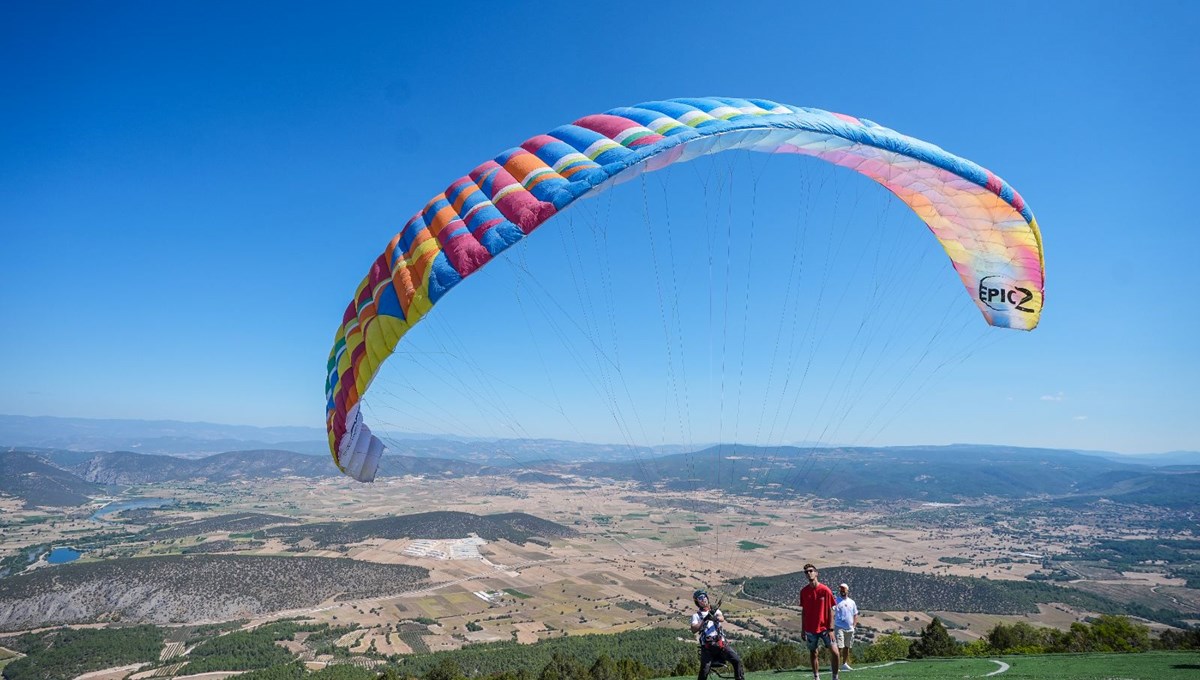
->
[798,563,840,680]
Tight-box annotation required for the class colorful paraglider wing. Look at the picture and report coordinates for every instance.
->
[326,97,1044,481]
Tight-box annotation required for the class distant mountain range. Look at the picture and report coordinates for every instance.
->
[2,415,1197,511]
[3,414,1195,466]
[555,443,1200,508]
[0,414,694,462]
[3,440,1198,513]
[0,414,328,454]
[0,444,556,507]
[16,448,497,487]
[1077,449,1200,467]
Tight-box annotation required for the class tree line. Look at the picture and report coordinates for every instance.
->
[857,614,1200,662]
[1,626,162,680]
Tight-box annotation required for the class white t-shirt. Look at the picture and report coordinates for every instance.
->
[833,596,858,630]
[691,608,723,642]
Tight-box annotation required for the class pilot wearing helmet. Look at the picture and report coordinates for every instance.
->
[689,589,745,680]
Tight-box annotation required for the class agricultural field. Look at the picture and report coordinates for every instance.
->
[2,471,1197,661]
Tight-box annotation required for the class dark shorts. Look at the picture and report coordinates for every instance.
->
[804,630,835,652]
[699,643,744,680]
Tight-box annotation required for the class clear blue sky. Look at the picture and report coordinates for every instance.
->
[2,1,1196,454]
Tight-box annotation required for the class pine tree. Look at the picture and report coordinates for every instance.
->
[672,653,699,677]
[588,654,619,680]
[909,617,960,658]
[538,652,587,680]
[426,658,465,680]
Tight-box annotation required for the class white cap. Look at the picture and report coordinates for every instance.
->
[839,583,849,591]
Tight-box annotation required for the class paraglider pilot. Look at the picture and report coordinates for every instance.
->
[689,589,745,680]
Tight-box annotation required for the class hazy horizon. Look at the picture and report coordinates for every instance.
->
[2,412,1196,459]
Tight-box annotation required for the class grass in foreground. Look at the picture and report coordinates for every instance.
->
[661,651,1200,680]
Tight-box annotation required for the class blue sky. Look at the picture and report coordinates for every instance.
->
[1,1,1197,454]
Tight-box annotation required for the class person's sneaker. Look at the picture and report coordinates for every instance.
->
[841,662,853,670]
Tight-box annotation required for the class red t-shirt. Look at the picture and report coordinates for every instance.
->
[800,582,836,633]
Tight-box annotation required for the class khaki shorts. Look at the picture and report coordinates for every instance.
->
[835,628,854,648]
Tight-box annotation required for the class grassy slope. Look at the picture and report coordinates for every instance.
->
[0,646,23,673]
[659,652,1200,679]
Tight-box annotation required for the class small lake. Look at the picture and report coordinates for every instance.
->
[90,497,175,521]
[46,547,81,564]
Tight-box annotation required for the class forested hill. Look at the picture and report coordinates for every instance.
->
[560,444,1200,508]
[263,511,576,547]
[0,451,100,507]
[0,554,429,631]
[21,448,493,486]
[741,566,1187,626]
[69,449,346,483]
[5,441,1198,509]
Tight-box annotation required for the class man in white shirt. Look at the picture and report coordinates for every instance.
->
[834,583,859,670]
[689,589,744,680]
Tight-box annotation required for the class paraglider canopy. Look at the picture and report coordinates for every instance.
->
[325,97,1045,482]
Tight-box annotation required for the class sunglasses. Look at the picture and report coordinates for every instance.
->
[804,569,816,573]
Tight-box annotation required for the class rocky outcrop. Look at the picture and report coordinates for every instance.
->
[70,450,336,485]
[0,554,428,631]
